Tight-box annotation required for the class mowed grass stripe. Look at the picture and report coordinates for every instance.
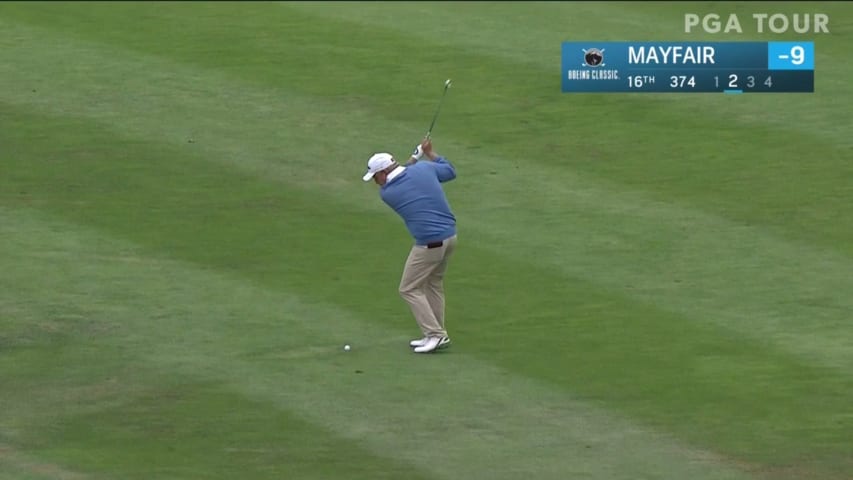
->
[0,23,851,373]
[0,445,89,480]
[0,206,756,480]
[2,105,851,478]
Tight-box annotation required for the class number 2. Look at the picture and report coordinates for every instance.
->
[728,74,738,88]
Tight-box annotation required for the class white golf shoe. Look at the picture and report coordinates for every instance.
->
[413,336,450,353]
[410,336,451,348]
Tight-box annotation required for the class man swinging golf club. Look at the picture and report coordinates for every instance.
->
[362,136,458,353]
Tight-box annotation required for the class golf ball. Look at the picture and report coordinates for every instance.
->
[344,344,351,351]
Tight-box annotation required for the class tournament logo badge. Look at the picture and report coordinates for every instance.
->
[582,48,605,67]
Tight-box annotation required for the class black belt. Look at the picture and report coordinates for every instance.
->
[426,241,444,249]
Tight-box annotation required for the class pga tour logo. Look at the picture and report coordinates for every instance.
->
[684,13,830,33]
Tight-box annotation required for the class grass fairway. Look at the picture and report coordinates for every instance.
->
[1,2,852,479]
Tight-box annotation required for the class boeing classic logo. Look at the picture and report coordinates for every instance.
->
[583,48,605,67]
[567,47,619,81]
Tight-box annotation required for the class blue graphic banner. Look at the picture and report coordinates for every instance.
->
[561,41,814,93]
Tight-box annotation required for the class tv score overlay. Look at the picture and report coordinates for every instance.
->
[561,42,814,93]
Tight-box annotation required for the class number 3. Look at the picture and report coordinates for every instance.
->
[747,76,755,88]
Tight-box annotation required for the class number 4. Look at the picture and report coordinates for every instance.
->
[764,76,773,88]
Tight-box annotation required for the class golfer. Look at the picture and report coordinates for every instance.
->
[362,138,458,353]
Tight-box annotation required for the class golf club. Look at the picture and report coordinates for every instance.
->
[426,79,452,139]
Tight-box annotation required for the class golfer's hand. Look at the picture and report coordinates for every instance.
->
[421,138,438,160]
[407,143,424,165]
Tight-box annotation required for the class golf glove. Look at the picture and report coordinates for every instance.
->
[411,144,424,160]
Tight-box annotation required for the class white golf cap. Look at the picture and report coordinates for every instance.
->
[362,152,395,181]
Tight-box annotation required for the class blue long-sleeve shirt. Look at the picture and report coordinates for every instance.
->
[380,156,457,245]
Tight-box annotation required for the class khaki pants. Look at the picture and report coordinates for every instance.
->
[398,235,457,337]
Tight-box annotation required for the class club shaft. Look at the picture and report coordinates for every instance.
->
[426,85,450,137]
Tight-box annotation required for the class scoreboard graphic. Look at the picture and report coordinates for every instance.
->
[561,42,814,93]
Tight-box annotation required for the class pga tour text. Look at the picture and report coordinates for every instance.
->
[685,13,829,34]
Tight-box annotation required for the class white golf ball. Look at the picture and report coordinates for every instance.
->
[344,344,351,351]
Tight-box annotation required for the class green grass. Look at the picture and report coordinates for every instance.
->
[1,2,851,479]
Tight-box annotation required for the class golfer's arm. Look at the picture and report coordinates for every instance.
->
[432,154,456,182]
